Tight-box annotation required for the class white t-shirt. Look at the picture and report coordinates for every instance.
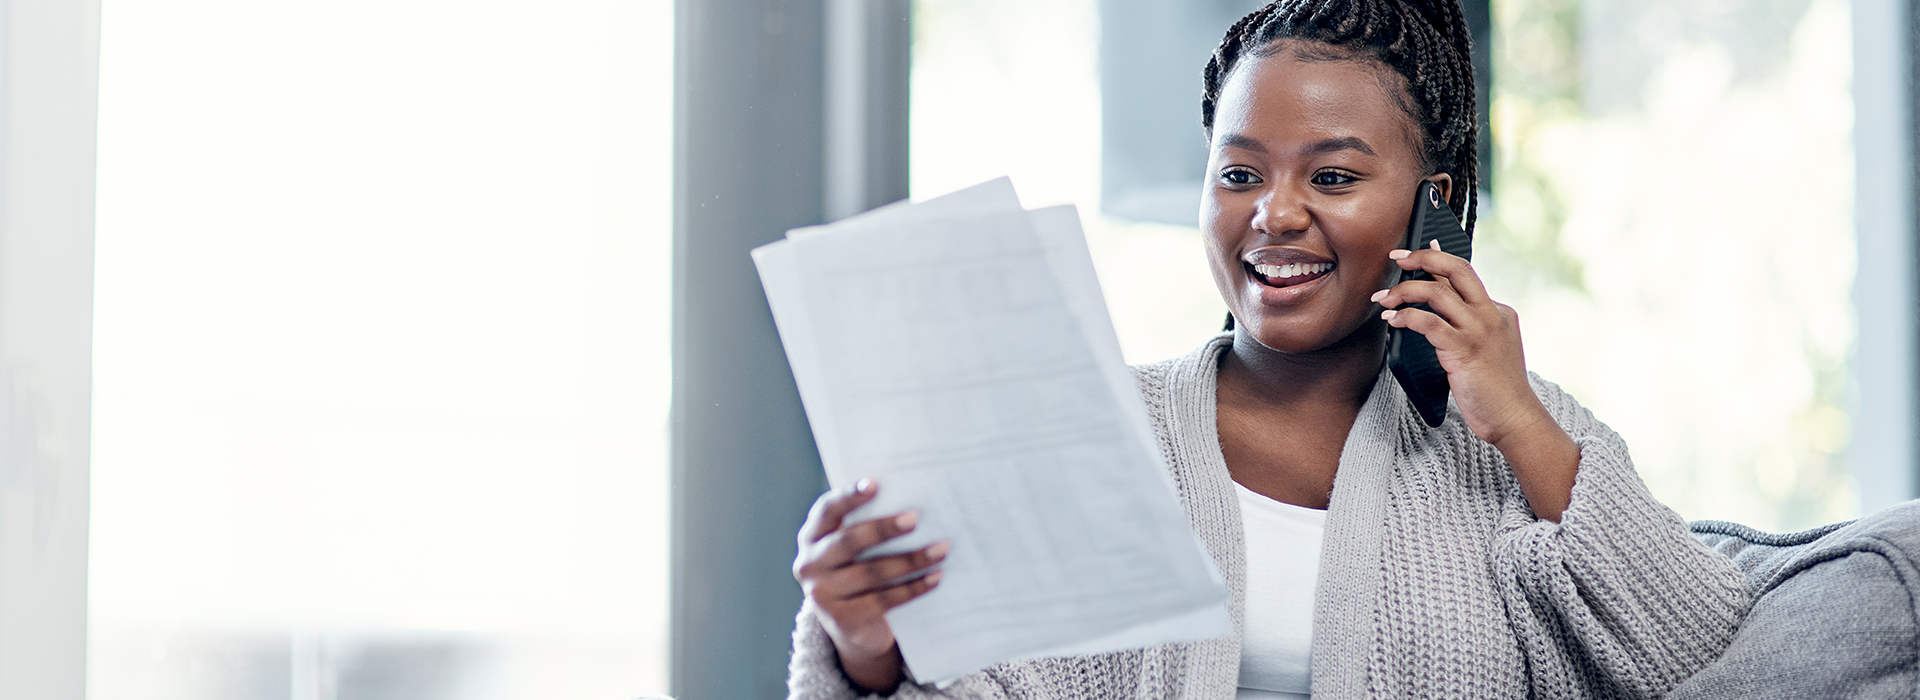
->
[1234,481,1327,700]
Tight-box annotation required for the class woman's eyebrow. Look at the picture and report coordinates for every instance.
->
[1215,133,1267,153]
[1304,136,1376,157]
[1214,133,1377,158]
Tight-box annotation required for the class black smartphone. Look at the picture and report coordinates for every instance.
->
[1386,181,1472,428]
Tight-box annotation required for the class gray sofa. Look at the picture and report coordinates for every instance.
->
[1666,500,1920,699]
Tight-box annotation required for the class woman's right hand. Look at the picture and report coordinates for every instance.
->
[794,479,949,694]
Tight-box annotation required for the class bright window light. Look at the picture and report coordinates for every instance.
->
[90,0,672,697]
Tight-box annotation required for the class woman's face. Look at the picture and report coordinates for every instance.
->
[1202,42,1450,355]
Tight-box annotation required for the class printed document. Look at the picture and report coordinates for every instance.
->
[753,178,1230,685]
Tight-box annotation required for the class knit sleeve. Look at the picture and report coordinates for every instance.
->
[1489,374,1749,700]
[788,601,989,700]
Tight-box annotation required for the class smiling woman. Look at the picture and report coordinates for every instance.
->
[1204,43,1523,514]
[787,1,1749,698]
[1204,54,1441,356]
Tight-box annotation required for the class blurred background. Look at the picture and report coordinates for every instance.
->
[89,0,671,698]
[41,0,1896,697]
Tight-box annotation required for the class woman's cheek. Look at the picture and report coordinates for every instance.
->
[1210,246,1249,316]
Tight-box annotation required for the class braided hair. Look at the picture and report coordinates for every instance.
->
[1202,0,1480,236]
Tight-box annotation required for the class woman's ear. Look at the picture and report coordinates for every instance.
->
[1425,173,1453,204]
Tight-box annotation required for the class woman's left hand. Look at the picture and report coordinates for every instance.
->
[1372,240,1580,520]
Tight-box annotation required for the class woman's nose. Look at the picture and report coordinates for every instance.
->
[1253,188,1311,236]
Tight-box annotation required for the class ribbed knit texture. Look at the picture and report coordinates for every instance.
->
[788,335,1748,699]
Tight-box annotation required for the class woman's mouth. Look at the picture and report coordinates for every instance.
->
[1249,261,1334,288]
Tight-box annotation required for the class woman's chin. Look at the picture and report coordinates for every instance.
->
[1238,314,1383,356]
[1240,325,1335,355]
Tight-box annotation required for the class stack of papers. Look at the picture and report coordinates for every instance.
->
[752,179,1230,685]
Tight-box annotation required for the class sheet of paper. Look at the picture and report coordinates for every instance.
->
[753,179,1229,684]
[758,179,1029,487]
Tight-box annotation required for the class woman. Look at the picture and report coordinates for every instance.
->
[788,0,1748,697]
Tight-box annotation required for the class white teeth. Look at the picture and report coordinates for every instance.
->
[1253,262,1331,279]
[1251,260,1328,276]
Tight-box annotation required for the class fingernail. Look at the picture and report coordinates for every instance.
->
[927,541,950,559]
[855,478,875,494]
[1369,289,1389,303]
[1430,239,1441,250]
[895,511,918,529]
[1381,309,1398,321]
[924,570,944,586]
[1389,249,1411,260]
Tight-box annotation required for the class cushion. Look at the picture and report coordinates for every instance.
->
[1665,501,1920,699]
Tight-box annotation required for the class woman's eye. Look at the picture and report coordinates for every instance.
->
[1310,170,1357,187]
[1219,168,1262,187]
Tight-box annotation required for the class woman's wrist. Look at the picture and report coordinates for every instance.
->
[1488,402,1580,521]
[838,641,907,694]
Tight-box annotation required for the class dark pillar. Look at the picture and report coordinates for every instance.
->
[1462,0,1492,192]
[671,0,908,696]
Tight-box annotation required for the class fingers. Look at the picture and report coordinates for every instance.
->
[801,478,880,545]
[1372,278,1472,326]
[813,567,946,632]
[873,570,943,610]
[1376,243,1501,340]
[803,509,922,577]
[1388,245,1492,305]
[796,479,887,582]
[794,479,949,619]
[1378,284,1524,353]
[821,541,951,599]
[1381,305,1453,341]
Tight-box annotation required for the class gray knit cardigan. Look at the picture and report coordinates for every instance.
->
[788,335,1749,699]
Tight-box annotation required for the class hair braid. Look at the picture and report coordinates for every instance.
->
[1202,4,1284,134]
[1201,0,1481,236]
[1409,0,1480,232]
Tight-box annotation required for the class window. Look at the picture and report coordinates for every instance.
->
[1487,0,1856,530]
[89,1,672,696]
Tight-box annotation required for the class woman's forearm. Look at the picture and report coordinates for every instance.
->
[839,641,908,695]
[1490,406,1580,522]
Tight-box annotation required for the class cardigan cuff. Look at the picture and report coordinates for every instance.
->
[788,601,964,700]
[1494,425,1748,698]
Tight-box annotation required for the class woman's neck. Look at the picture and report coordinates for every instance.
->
[1219,323,1386,416]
